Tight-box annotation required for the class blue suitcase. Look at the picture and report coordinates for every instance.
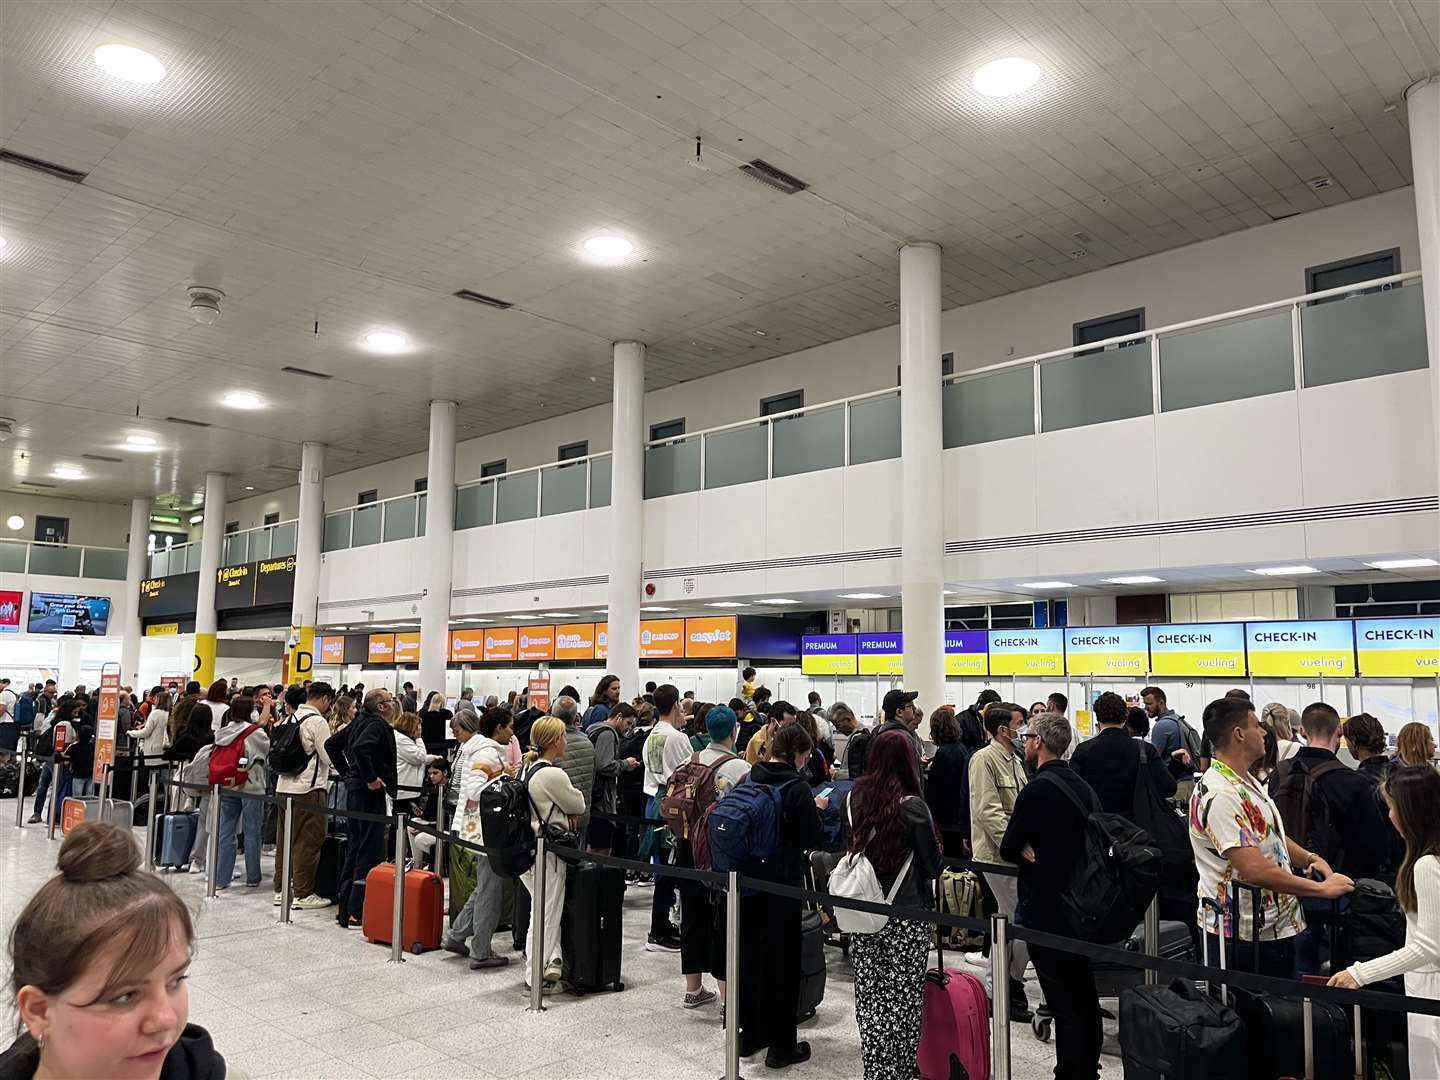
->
[154,811,198,869]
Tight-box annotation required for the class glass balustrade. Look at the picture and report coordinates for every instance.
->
[703,424,768,489]
[848,393,900,465]
[1041,341,1153,432]
[645,439,700,498]
[1160,308,1293,411]
[943,367,1034,446]
[1302,281,1429,387]
[772,405,844,478]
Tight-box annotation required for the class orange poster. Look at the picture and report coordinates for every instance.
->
[595,622,608,660]
[367,634,396,663]
[483,627,518,662]
[94,669,120,782]
[394,632,421,664]
[449,629,484,662]
[639,618,685,659]
[319,635,346,663]
[685,616,737,658]
[555,623,596,661]
[518,625,555,662]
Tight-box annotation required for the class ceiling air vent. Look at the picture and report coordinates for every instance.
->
[281,365,332,380]
[164,416,211,428]
[738,159,809,195]
[82,453,122,463]
[0,149,89,184]
[453,289,514,310]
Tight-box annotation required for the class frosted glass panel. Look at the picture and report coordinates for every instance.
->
[541,464,587,516]
[383,497,417,541]
[351,505,382,547]
[704,425,767,489]
[0,543,24,573]
[943,368,1034,446]
[1160,309,1293,411]
[1040,342,1152,432]
[1302,284,1429,387]
[496,472,538,523]
[270,521,297,557]
[772,407,843,477]
[29,544,81,576]
[645,439,700,497]
[848,394,901,464]
[590,457,611,508]
[82,548,127,579]
[455,484,494,529]
[323,513,351,551]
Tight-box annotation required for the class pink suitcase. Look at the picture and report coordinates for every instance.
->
[917,965,990,1080]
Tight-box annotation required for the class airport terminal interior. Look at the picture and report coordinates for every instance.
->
[2,2,1440,1078]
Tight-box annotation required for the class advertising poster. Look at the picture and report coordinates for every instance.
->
[1064,626,1149,676]
[1148,622,1247,677]
[555,623,597,661]
[802,634,858,675]
[685,616,737,658]
[944,630,988,677]
[857,632,904,676]
[988,628,1065,677]
[1246,620,1356,678]
[1355,617,1440,677]
[0,590,22,633]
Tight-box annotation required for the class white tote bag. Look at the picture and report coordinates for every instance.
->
[828,800,914,934]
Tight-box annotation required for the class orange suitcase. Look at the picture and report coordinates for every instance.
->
[361,864,444,954]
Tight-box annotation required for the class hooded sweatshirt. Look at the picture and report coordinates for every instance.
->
[212,717,271,794]
[0,1024,226,1080]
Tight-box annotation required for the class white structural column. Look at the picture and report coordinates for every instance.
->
[607,341,645,699]
[1407,78,1440,500]
[287,441,326,684]
[898,242,946,717]
[193,471,227,685]
[419,401,457,700]
[119,496,151,687]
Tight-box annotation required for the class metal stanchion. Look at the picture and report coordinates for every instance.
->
[143,767,159,871]
[389,812,407,963]
[723,869,741,1080]
[528,833,547,1012]
[278,795,295,925]
[1143,895,1160,987]
[204,784,221,898]
[13,735,30,827]
[46,761,61,839]
[990,914,1012,1080]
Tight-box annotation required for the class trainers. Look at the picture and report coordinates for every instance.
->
[684,988,717,1009]
[292,894,332,910]
[646,933,681,953]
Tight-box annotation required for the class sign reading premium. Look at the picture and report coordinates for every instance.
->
[1246,619,1356,677]
[1147,622,1246,677]
[801,634,858,675]
[138,572,199,618]
[1063,626,1149,676]
[987,628,1064,676]
[1355,617,1440,677]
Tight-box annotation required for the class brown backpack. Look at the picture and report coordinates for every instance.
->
[659,751,740,840]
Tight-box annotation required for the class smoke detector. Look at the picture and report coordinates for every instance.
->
[187,285,225,325]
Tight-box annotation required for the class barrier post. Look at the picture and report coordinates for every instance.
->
[278,795,295,925]
[13,734,30,827]
[528,832,547,1012]
[389,812,407,963]
[143,766,159,870]
[46,760,61,839]
[990,914,1012,1080]
[1143,895,1160,987]
[724,869,740,1080]
[204,784,221,898]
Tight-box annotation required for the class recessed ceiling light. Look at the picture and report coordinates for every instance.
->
[1367,558,1438,570]
[1102,576,1165,585]
[52,466,84,480]
[582,234,633,262]
[837,592,890,600]
[755,598,799,605]
[1017,581,1074,589]
[363,330,408,354]
[705,601,746,608]
[223,391,263,410]
[641,606,676,613]
[972,57,1041,97]
[93,43,166,83]
[125,434,158,448]
[1249,565,1320,577]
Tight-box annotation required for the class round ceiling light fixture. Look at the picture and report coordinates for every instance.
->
[223,390,263,410]
[972,57,1041,97]
[5,515,24,531]
[93,43,167,83]
[582,234,634,263]
[363,330,408,354]
[52,466,85,480]
[125,434,158,448]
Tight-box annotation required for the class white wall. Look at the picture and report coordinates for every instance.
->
[1,492,132,547]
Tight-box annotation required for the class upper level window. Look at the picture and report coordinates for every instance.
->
[1073,308,1145,356]
[480,459,506,479]
[649,418,686,442]
[413,478,428,493]
[263,512,280,526]
[357,489,377,504]
[1306,249,1399,303]
[760,390,804,418]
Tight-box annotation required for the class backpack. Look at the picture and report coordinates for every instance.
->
[659,751,740,840]
[1270,756,1347,870]
[706,776,792,876]
[478,771,538,879]
[1039,770,1163,943]
[207,725,259,789]
[845,727,873,778]
[268,716,313,776]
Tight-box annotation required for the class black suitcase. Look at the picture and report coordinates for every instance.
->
[315,835,346,902]
[561,861,624,994]
[797,910,826,1021]
[1119,979,1246,1080]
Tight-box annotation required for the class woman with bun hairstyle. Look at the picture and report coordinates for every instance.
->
[2,821,226,1080]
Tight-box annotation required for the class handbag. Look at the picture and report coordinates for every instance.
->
[828,797,914,934]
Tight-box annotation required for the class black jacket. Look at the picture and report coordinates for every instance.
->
[842,790,943,910]
[1000,760,1097,934]
[1070,727,1177,818]
[0,1025,225,1080]
[341,708,398,793]
[1270,747,1391,881]
[924,741,971,848]
[746,761,824,885]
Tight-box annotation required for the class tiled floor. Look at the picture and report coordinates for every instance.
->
[0,813,1125,1079]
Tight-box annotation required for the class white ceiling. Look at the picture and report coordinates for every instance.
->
[2,0,1436,505]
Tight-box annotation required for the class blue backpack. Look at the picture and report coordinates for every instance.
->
[707,777,787,875]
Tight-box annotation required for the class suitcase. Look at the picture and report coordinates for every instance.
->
[361,863,444,954]
[315,835,347,902]
[797,910,826,1021]
[1093,918,1194,997]
[561,860,625,994]
[1118,979,1246,1080]
[154,811,198,869]
[918,892,990,1080]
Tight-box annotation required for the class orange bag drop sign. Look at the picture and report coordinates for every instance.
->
[94,669,120,783]
[528,676,551,714]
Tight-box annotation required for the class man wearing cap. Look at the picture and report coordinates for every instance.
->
[876,689,926,766]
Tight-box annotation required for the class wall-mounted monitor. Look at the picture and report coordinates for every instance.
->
[28,593,111,636]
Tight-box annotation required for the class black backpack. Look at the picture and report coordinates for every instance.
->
[1041,770,1163,943]
[1270,757,1346,870]
[268,717,312,776]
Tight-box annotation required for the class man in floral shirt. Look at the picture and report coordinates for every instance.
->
[1189,695,1354,977]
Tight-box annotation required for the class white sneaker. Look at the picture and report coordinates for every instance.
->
[292,894,332,910]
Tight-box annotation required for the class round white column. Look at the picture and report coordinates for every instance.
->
[288,441,326,684]
[419,401,456,701]
[899,242,946,720]
[607,341,645,700]
[193,472,227,685]
[1405,78,1440,501]
[119,496,150,687]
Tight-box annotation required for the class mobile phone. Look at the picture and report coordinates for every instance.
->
[817,786,833,799]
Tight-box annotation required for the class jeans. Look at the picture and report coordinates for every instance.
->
[216,794,263,888]
[338,785,387,923]
[1030,943,1102,1080]
[273,789,327,898]
[520,851,567,986]
[446,855,503,960]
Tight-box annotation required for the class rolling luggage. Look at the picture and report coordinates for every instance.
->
[154,811,198,869]
[361,863,444,954]
[314,835,346,902]
[797,910,826,1021]
[918,886,990,1080]
[561,860,624,994]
